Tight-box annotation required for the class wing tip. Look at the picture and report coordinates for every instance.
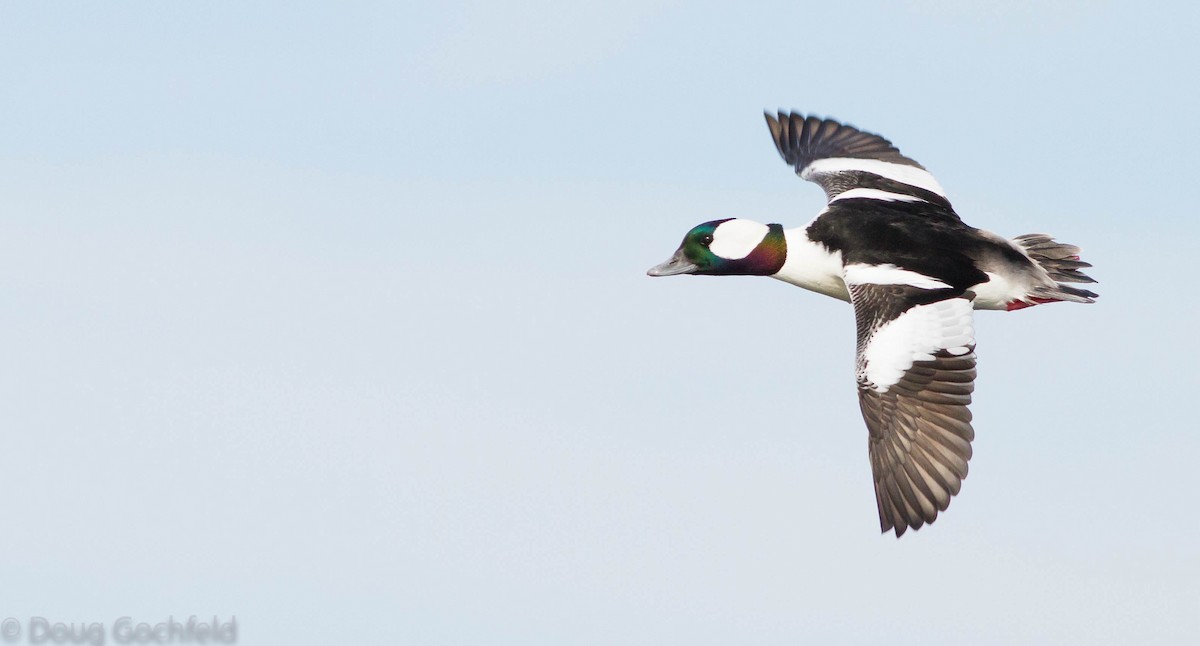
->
[762,109,925,172]
[764,111,785,159]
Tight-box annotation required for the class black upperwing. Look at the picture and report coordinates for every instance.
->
[764,111,955,211]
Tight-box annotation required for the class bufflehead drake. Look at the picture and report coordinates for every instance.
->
[648,112,1097,537]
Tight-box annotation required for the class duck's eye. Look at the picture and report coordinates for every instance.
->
[700,234,713,247]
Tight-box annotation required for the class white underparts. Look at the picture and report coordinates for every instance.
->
[972,271,1033,310]
[801,158,947,198]
[709,219,769,260]
[830,188,928,203]
[844,264,951,290]
[861,298,975,392]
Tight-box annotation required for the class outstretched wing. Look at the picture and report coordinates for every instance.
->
[846,268,977,537]
[764,111,954,211]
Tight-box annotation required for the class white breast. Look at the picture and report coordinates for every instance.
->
[771,228,848,301]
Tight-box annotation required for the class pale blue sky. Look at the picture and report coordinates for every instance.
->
[2,2,1198,644]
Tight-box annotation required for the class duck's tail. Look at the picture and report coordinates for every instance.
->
[1013,234,1098,306]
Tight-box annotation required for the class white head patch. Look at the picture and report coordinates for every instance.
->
[709,219,769,260]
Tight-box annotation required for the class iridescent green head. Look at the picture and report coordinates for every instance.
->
[647,218,787,277]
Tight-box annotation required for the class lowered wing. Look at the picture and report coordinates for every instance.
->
[846,269,977,537]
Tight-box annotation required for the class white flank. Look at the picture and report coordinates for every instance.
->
[829,188,927,203]
[709,219,769,260]
[862,298,975,392]
[801,157,947,198]
[771,227,848,301]
[844,264,950,290]
[971,271,1032,310]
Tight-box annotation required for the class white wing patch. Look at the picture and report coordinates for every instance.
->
[829,188,928,204]
[709,219,769,260]
[801,157,947,198]
[861,298,974,392]
[844,264,951,290]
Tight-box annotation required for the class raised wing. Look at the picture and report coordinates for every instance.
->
[846,267,977,537]
[764,111,953,210]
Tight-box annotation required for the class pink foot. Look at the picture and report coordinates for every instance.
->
[1006,297,1057,311]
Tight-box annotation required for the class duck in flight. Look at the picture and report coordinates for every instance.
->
[648,112,1097,537]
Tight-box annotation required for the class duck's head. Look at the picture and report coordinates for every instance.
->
[647,218,787,277]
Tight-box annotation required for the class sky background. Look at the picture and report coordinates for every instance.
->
[2,1,1199,644]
